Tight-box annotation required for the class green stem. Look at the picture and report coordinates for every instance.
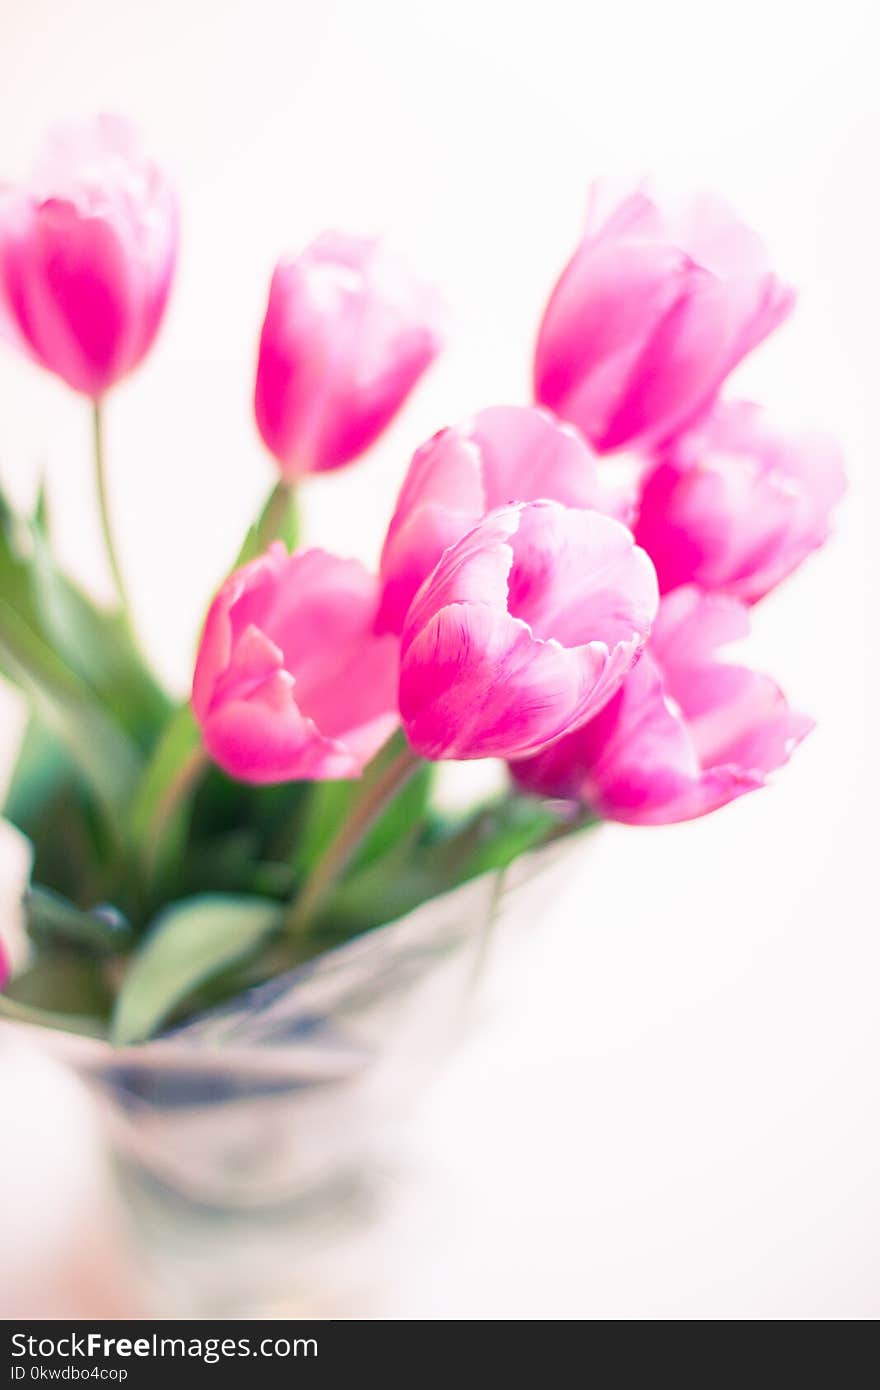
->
[286,740,422,938]
[93,400,135,631]
[234,479,300,568]
[260,480,296,546]
[143,741,208,878]
[544,807,600,844]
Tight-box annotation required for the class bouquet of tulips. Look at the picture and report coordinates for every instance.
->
[0,119,844,1051]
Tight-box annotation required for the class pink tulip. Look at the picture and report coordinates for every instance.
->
[635,401,845,604]
[398,500,658,761]
[0,115,178,397]
[512,586,811,824]
[377,404,627,634]
[254,232,442,478]
[534,181,794,453]
[0,938,8,991]
[192,544,399,783]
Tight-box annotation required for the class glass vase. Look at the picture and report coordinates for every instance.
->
[22,845,569,1316]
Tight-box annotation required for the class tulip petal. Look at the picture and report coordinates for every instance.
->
[254,234,442,477]
[399,501,658,761]
[535,240,688,446]
[650,587,814,773]
[400,600,596,761]
[505,501,658,650]
[191,544,287,721]
[378,406,614,636]
[377,495,482,636]
[511,585,809,824]
[466,404,603,510]
[202,672,360,784]
[376,428,485,633]
[192,546,399,784]
[636,401,846,602]
[0,116,177,396]
[534,181,794,452]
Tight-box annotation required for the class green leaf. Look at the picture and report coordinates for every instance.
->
[0,485,145,820]
[4,717,75,831]
[353,758,434,871]
[25,885,134,954]
[4,721,109,904]
[294,731,434,879]
[0,994,107,1039]
[33,478,50,536]
[189,764,309,846]
[27,521,169,745]
[111,894,283,1045]
[181,831,293,898]
[0,596,141,819]
[3,949,112,1026]
[234,481,300,567]
[315,840,442,936]
[320,793,560,935]
[2,488,167,748]
[127,703,206,895]
[432,793,559,880]
[0,491,40,624]
[293,780,357,877]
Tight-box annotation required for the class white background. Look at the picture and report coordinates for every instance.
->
[0,0,877,1318]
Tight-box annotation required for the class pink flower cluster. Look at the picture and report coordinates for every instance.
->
[0,123,843,827]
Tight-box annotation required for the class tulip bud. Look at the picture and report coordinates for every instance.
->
[0,115,178,397]
[534,181,794,452]
[192,544,399,783]
[511,586,811,824]
[254,232,442,478]
[377,404,626,635]
[634,401,845,604]
[398,500,658,761]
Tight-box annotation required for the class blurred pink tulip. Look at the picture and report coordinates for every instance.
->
[534,181,794,452]
[399,500,658,761]
[0,938,8,990]
[512,586,811,824]
[192,544,399,784]
[254,232,442,478]
[0,115,178,397]
[377,404,625,634]
[635,401,845,604]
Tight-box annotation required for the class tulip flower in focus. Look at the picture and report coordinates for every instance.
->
[254,232,442,478]
[192,545,399,783]
[511,586,811,824]
[534,181,794,453]
[0,114,178,397]
[398,500,658,761]
[377,404,624,634]
[634,401,846,604]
